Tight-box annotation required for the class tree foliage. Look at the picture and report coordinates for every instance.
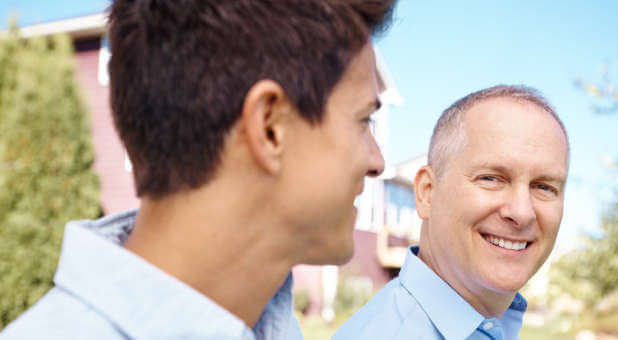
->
[0,25,101,328]
[549,201,618,309]
[574,61,618,114]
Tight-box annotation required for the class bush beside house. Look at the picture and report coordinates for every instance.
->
[0,26,101,328]
[549,201,618,335]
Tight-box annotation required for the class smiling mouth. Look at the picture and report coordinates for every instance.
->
[482,234,529,251]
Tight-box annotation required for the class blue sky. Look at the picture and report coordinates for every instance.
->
[374,1,618,247]
[0,0,108,25]
[2,1,617,247]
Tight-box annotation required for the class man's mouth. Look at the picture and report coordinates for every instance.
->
[482,234,529,251]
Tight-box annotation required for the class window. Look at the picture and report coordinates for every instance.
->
[98,36,110,86]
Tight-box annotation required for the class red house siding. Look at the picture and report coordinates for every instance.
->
[292,230,406,314]
[340,230,398,287]
[73,38,139,214]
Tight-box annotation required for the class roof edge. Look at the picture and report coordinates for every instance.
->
[3,13,107,39]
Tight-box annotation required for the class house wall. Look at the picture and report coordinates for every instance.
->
[73,37,139,214]
[292,230,410,315]
[340,229,399,287]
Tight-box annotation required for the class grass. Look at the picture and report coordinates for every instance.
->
[299,316,339,340]
[299,313,580,340]
[297,311,354,340]
[520,325,573,340]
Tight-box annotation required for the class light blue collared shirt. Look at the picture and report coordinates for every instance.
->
[333,246,527,340]
[0,210,303,340]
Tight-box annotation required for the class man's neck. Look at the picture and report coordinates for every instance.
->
[123,186,294,327]
[417,238,514,318]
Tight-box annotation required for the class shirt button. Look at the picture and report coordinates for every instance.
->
[483,322,494,330]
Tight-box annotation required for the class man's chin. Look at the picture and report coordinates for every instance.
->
[483,274,529,295]
[309,242,354,266]
[332,235,355,264]
[330,247,354,265]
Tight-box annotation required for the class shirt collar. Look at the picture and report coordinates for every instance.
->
[253,273,295,339]
[502,293,527,339]
[398,246,526,339]
[398,246,484,339]
[53,210,296,340]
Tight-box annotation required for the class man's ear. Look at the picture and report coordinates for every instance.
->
[240,79,289,175]
[413,165,436,220]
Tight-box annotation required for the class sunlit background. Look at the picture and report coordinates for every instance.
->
[1,1,616,339]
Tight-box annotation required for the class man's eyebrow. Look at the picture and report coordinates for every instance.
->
[473,164,567,184]
[374,97,382,112]
[359,97,382,114]
[535,175,567,185]
[472,164,510,174]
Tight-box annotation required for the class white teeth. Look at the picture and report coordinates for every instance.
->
[483,235,527,250]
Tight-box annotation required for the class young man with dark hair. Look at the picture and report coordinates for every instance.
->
[1,1,395,339]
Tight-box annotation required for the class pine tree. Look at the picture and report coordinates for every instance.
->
[0,25,101,328]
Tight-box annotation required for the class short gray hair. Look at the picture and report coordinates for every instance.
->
[428,84,569,177]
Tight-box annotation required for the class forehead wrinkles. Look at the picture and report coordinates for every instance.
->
[465,99,567,147]
[462,99,569,173]
[431,98,568,180]
[429,84,571,185]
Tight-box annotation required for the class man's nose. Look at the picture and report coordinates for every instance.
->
[499,186,537,228]
[366,134,385,177]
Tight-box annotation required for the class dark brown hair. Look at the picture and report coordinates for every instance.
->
[108,0,396,198]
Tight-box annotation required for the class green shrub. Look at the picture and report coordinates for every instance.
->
[334,276,373,318]
[0,25,101,328]
[294,289,310,315]
[549,201,618,334]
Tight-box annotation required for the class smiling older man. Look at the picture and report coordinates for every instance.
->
[334,85,569,340]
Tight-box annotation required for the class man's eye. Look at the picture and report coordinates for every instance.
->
[476,175,506,190]
[362,116,374,125]
[536,183,558,195]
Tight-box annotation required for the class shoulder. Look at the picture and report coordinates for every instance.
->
[0,288,127,340]
[333,278,441,340]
